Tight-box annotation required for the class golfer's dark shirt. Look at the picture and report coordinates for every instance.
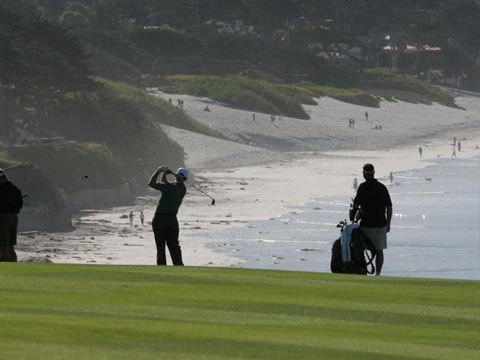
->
[151,182,186,215]
[0,181,23,214]
[354,178,392,228]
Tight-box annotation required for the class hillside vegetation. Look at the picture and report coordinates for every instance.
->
[20,0,476,91]
[167,75,312,119]
[0,264,478,360]
[0,5,190,197]
[100,79,225,138]
[166,70,456,120]
[0,150,22,169]
[363,68,458,107]
[294,82,380,107]
[25,87,186,191]
[7,142,124,193]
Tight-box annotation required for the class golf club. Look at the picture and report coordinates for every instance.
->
[169,170,216,205]
[187,182,216,205]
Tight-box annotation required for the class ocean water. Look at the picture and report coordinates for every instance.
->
[203,156,480,280]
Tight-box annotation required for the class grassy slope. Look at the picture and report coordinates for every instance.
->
[165,71,456,119]
[99,78,226,139]
[294,82,380,107]
[363,68,457,107]
[0,264,478,360]
[44,84,185,188]
[0,150,22,169]
[166,75,312,119]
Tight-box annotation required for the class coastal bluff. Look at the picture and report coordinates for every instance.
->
[7,165,72,232]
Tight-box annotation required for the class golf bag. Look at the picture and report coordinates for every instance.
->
[330,222,376,275]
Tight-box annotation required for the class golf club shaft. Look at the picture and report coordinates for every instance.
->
[187,182,215,200]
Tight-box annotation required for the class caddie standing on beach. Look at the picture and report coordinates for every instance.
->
[0,169,23,262]
[350,164,392,276]
[148,165,189,266]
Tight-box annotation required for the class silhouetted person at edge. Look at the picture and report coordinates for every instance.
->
[0,169,23,262]
[148,166,189,266]
[350,164,393,276]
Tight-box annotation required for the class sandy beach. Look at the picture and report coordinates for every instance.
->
[16,93,480,267]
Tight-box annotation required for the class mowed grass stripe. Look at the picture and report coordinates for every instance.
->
[0,264,479,359]
[2,313,474,360]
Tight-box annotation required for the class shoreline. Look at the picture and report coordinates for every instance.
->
[202,154,479,279]
[187,133,480,266]
[190,132,480,223]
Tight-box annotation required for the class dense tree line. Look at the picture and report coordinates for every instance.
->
[0,2,185,189]
[1,0,479,97]
[0,4,96,141]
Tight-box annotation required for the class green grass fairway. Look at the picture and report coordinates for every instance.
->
[0,264,479,360]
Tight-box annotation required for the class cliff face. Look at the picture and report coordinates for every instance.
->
[63,183,135,211]
[7,165,73,232]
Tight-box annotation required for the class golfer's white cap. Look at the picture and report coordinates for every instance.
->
[176,167,189,180]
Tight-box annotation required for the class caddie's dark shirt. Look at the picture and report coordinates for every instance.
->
[0,181,23,214]
[354,178,392,228]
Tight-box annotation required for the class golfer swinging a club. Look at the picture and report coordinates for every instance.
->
[148,165,189,266]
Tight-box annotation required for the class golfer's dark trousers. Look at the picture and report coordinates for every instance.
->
[0,213,18,262]
[152,213,183,266]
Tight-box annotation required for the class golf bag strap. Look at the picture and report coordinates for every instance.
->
[365,250,376,275]
[360,236,377,275]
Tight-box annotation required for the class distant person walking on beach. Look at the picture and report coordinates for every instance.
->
[458,140,461,152]
[389,172,394,183]
[0,169,23,262]
[353,177,358,191]
[418,146,423,158]
[270,113,276,124]
[350,164,393,276]
[129,211,134,226]
[140,210,145,226]
[452,147,457,158]
[365,111,369,121]
[252,113,256,123]
[148,165,188,266]
[453,136,457,146]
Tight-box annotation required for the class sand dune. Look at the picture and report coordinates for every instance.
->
[156,90,480,159]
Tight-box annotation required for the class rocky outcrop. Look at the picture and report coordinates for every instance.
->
[6,165,73,232]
